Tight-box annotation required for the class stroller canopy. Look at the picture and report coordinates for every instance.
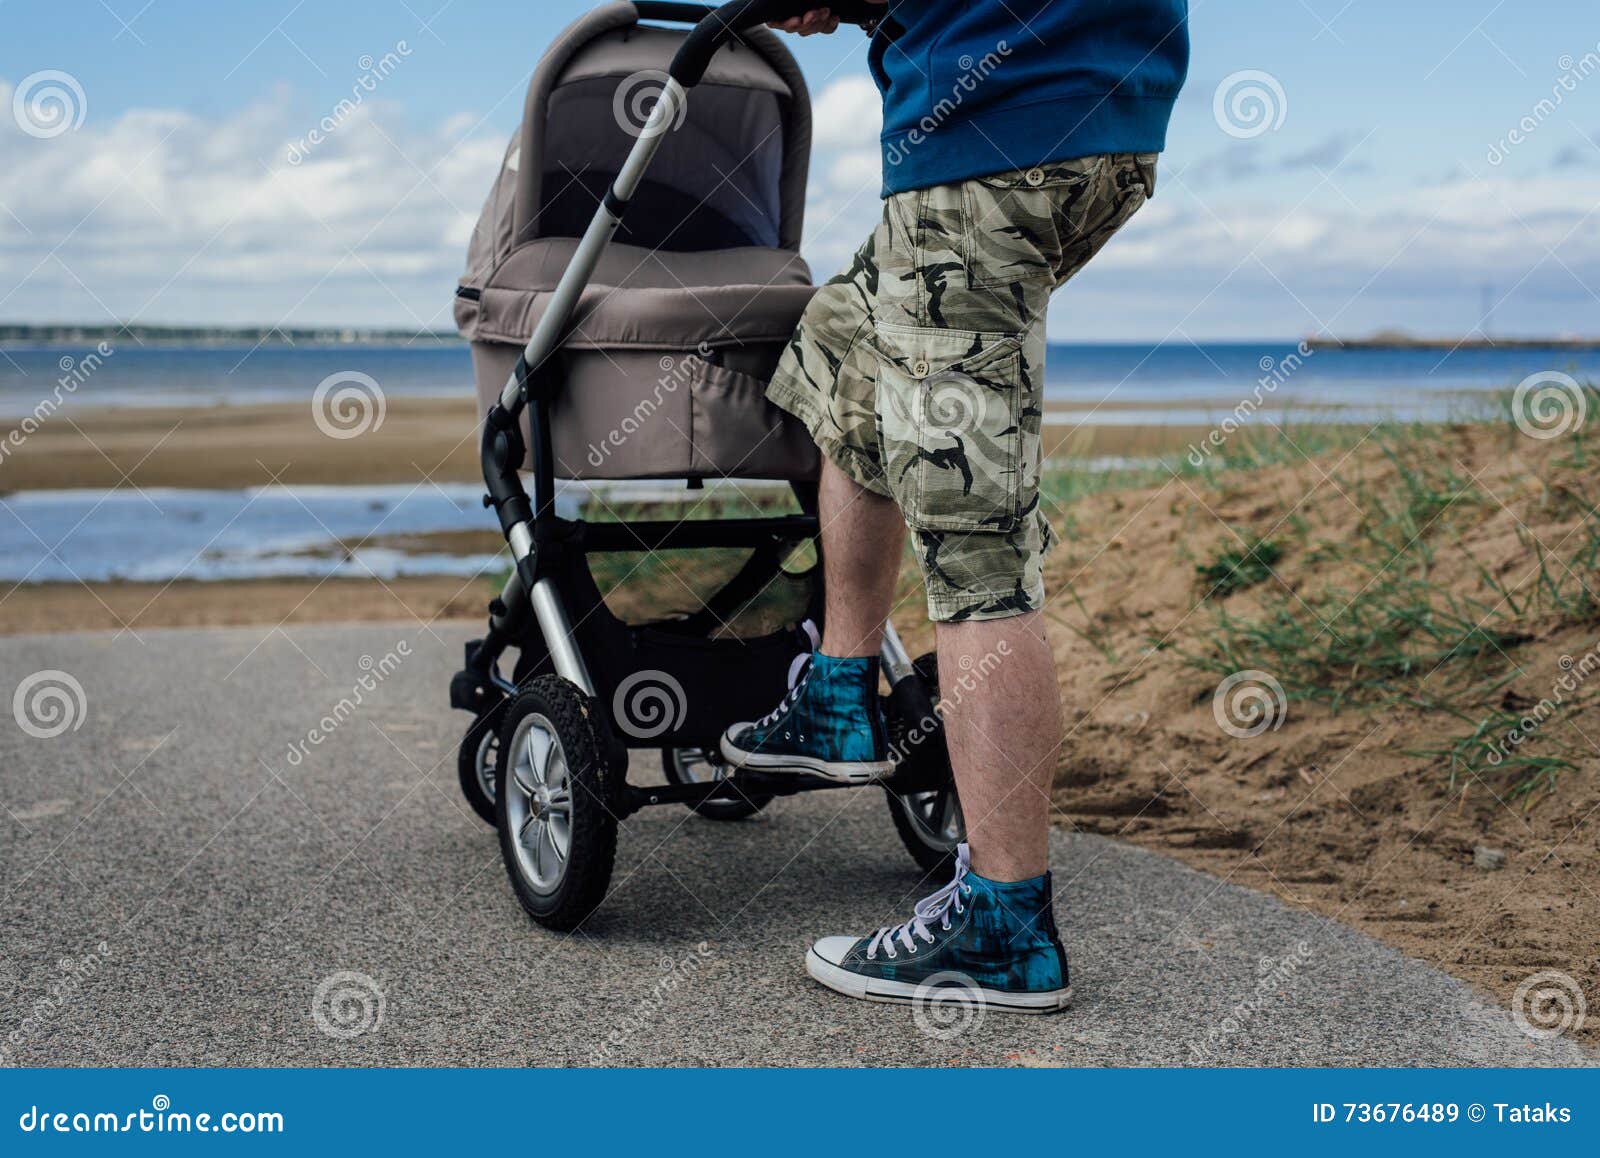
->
[461,2,811,291]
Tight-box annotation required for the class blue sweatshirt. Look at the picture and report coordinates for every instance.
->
[867,0,1190,194]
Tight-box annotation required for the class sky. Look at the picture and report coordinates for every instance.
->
[1,0,1598,341]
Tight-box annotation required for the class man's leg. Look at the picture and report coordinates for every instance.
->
[817,456,904,659]
[801,156,1155,1011]
[937,610,1060,882]
[802,526,1074,1012]
[718,455,900,782]
[720,222,902,784]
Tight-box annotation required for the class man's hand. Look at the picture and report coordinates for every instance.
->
[770,8,840,35]
[769,1,885,36]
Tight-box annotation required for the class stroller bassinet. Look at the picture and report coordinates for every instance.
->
[447,0,963,933]
[454,3,820,481]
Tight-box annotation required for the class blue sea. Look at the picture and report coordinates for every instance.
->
[0,481,774,586]
[2,340,1594,585]
[2,339,1596,420]
[0,342,471,416]
[1039,340,1600,425]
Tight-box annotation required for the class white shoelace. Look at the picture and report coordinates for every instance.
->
[785,619,821,689]
[752,656,811,729]
[866,845,973,960]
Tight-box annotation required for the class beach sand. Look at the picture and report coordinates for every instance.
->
[0,398,484,492]
[894,422,1600,1043]
[0,396,1252,493]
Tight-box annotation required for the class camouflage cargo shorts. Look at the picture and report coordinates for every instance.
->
[766,152,1157,622]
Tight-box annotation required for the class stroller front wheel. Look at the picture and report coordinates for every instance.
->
[457,702,506,827]
[496,677,618,931]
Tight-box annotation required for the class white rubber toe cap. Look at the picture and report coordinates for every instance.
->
[810,935,857,967]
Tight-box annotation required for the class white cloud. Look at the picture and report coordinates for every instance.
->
[0,83,504,330]
[2,79,1597,341]
[809,77,881,149]
[824,148,882,194]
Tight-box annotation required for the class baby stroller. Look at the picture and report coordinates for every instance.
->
[449,0,964,931]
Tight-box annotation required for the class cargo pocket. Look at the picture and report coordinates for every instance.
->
[874,322,1029,534]
[959,159,1099,289]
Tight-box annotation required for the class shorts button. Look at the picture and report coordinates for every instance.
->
[911,359,931,378]
[1024,167,1046,187]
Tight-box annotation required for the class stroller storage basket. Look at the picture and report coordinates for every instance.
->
[499,523,819,751]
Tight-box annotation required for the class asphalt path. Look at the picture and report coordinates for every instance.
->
[0,623,1587,1066]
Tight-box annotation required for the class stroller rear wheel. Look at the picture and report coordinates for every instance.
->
[457,701,506,827]
[883,652,966,876]
[887,783,965,876]
[661,747,770,821]
[496,677,617,931]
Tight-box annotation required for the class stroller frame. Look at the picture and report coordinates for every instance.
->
[451,0,962,929]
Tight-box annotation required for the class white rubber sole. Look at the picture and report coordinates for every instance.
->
[719,730,892,785]
[805,948,1073,1014]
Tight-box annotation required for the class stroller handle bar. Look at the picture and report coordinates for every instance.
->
[652,0,885,86]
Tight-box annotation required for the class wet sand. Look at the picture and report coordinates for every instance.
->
[0,396,1309,493]
[0,398,483,493]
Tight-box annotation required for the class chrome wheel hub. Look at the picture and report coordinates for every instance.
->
[475,727,499,804]
[504,713,573,894]
[906,785,963,846]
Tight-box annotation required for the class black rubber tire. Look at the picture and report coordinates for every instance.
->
[883,652,965,876]
[495,676,618,931]
[661,747,770,821]
[457,701,506,828]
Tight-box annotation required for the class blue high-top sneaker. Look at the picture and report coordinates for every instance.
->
[719,652,892,784]
[805,844,1072,1013]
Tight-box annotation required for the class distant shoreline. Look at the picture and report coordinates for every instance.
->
[4,325,1599,351]
[1305,334,1600,351]
[0,325,461,346]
